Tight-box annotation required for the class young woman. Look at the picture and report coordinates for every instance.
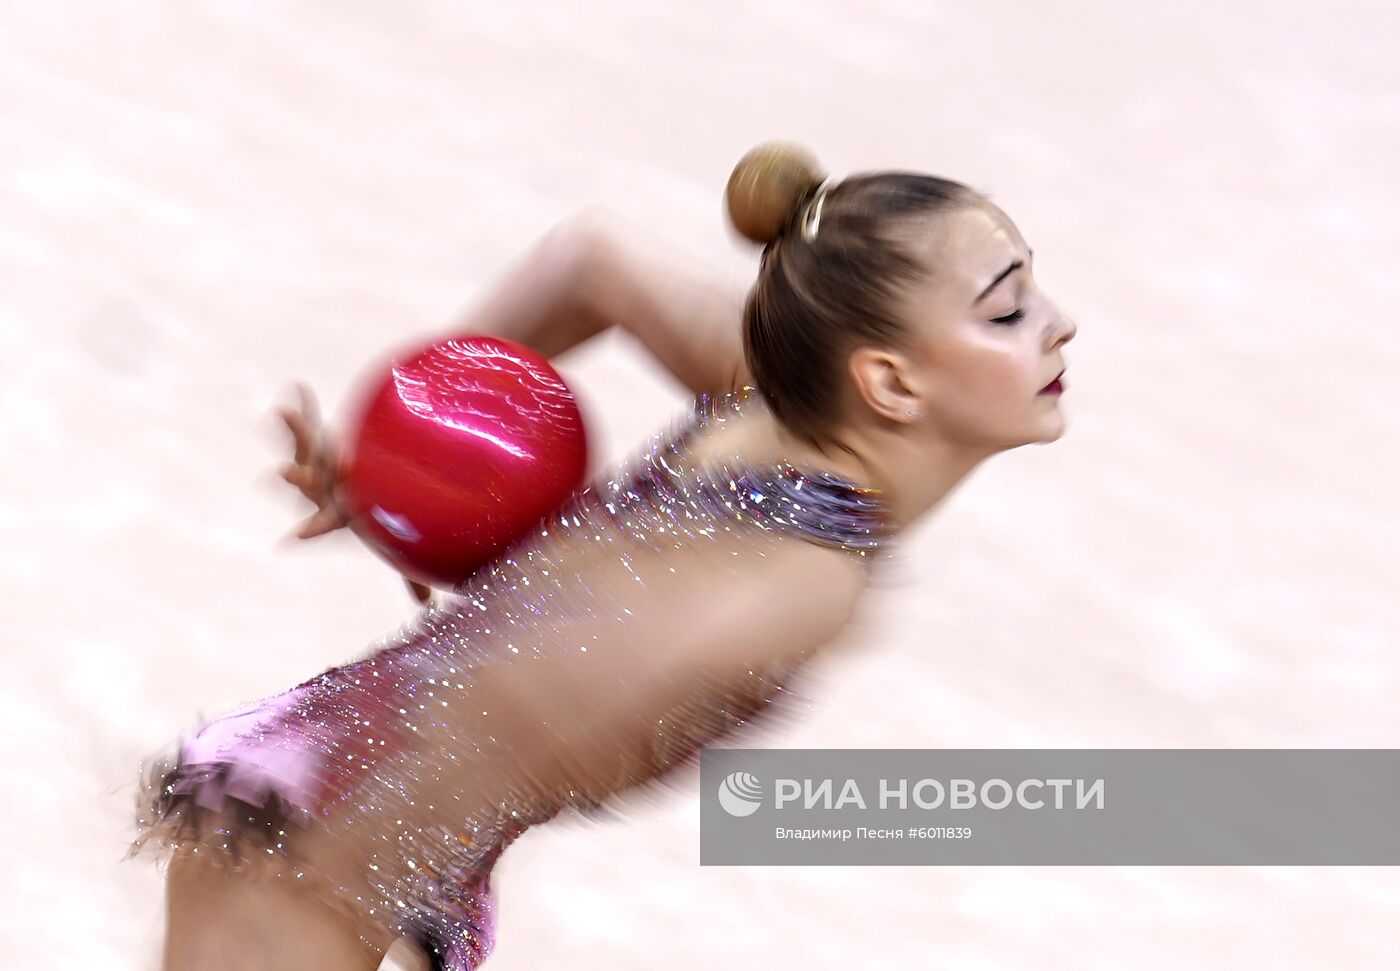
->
[136,143,1077,970]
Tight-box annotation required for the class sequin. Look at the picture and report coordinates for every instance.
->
[133,385,897,969]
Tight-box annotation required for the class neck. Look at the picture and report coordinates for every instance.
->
[773,415,995,533]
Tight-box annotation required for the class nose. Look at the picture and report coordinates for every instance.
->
[1044,305,1077,350]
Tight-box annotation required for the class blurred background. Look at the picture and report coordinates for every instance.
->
[3,1,1397,967]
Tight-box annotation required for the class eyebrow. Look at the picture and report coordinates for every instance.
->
[973,248,1034,305]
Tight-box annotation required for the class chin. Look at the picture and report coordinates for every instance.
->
[1033,416,1068,444]
[1004,417,1067,449]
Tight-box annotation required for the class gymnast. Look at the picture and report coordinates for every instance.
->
[136,143,1076,970]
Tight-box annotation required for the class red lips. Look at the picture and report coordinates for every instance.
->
[1039,370,1066,395]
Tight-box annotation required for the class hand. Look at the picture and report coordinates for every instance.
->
[277,384,434,606]
[278,383,351,541]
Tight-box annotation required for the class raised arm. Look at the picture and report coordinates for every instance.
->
[279,213,754,601]
[453,210,753,394]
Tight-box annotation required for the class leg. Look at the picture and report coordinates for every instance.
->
[161,850,385,971]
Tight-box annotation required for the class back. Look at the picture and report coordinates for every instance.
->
[135,385,897,965]
[421,384,892,805]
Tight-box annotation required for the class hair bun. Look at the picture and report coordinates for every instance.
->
[725,142,825,245]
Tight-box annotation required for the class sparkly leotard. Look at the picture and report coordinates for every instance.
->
[134,385,895,969]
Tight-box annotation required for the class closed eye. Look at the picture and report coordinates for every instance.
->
[990,309,1025,325]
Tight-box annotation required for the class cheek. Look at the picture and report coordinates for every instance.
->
[939,340,1037,405]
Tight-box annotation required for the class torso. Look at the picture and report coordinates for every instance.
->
[140,385,897,963]
[401,385,893,812]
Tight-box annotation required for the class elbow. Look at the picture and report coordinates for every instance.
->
[539,209,625,301]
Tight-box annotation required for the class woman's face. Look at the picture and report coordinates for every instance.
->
[891,199,1077,451]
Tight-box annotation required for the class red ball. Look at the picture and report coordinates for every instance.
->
[339,335,590,587]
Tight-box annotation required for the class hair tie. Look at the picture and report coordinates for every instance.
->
[801,179,833,242]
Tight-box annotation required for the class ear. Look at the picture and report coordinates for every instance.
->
[847,345,923,424]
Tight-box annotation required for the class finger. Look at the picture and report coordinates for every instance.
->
[274,518,321,548]
[295,506,349,540]
[320,432,342,477]
[296,382,321,427]
[279,408,316,466]
[279,463,320,499]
